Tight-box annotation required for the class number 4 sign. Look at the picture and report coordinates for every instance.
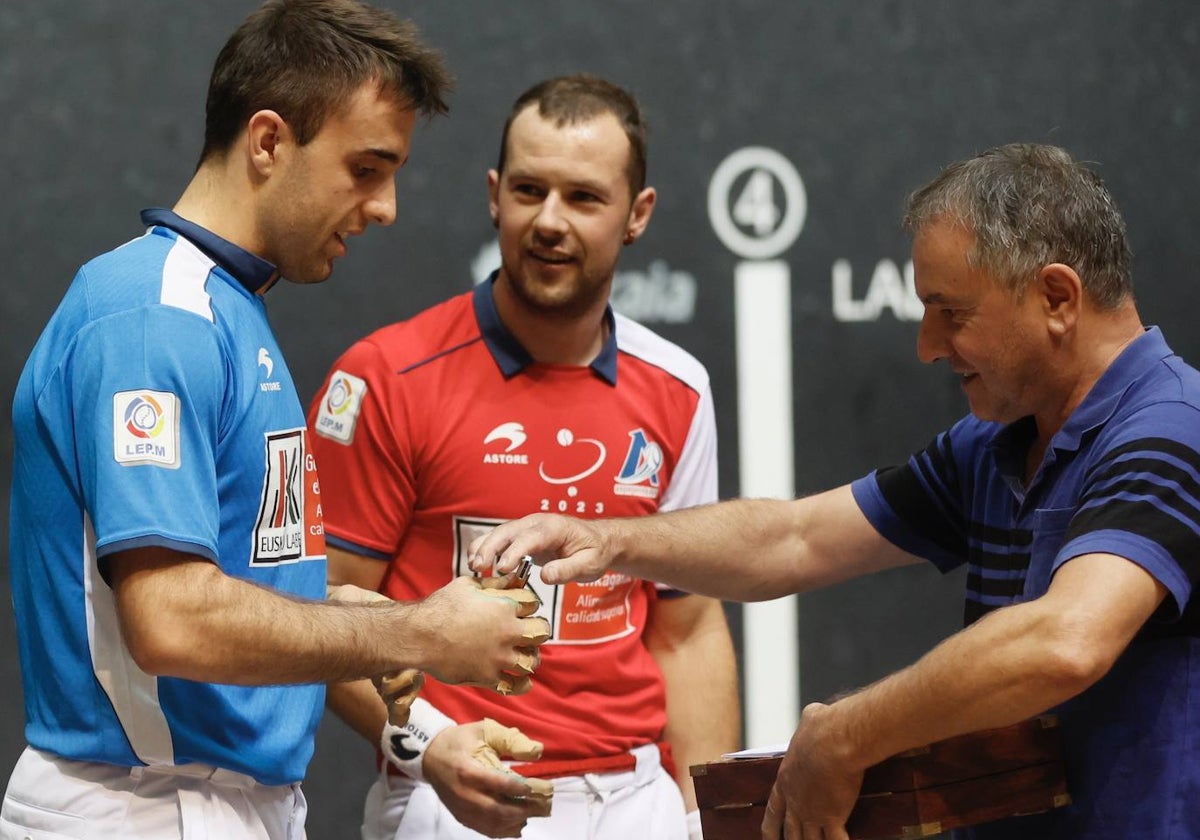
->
[707,146,806,260]
[708,147,804,746]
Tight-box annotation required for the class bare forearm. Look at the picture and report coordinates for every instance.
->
[647,596,741,810]
[116,559,438,684]
[602,500,808,600]
[657,633,740,808]
[327,679,390,744]
[819,555,1167,771]
[823,599,1109,771]
[113,546,549,692]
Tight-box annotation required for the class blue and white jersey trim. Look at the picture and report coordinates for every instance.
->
[83,513,174,765]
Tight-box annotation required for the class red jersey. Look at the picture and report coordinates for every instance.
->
[308,280,718,761]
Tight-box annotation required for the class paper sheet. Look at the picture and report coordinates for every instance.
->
[722,743,788,759]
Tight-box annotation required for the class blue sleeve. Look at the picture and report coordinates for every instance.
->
[67,306,227,563]
[851,471,962,573]
[851,416,995,573]
[1058,401,1200,619]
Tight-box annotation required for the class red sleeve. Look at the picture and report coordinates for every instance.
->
[307,338,415,558]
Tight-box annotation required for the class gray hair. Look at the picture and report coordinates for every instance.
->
[904,143,1132,308]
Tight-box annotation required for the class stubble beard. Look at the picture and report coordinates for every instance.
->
[503,257,610,321]
[263,157,336,285]
[275,244,333,285]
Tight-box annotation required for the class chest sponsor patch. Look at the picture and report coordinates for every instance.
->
[251,428,326,565]
[112,389,180,468]
[613,428,663,499]
[454,516,636,645]
[314,370,368,445]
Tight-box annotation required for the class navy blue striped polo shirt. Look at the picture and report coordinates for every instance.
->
[853,326,1200,839]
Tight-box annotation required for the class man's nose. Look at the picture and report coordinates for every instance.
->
[365,178,398,227]
[532,192,568,237]
[915,311,947,365]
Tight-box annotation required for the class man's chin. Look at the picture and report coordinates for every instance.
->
[967,400,1021,426]
[510,278,585,313]
[282,263,335,285]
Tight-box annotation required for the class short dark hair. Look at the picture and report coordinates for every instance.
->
[495,74,648,197]
[199,0,452,164]
[904,143,1132,308]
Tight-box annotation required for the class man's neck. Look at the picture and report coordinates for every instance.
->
[172,162,263,262]
[491,274,611,367]
[1033,303,1144,450]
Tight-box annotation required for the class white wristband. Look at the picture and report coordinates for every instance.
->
[686,808,704,840]
[380,697,455,782]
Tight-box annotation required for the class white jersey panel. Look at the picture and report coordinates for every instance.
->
[658,383,719,512]
[614,313,711,396]
[614,313,719,512]
[83,513,174,765]
[159,237,215,322]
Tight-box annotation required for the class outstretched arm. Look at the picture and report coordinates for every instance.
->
[470,486,919,600]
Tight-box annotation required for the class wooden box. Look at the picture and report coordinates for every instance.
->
[691,716,1070,839]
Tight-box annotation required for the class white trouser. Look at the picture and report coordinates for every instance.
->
[0,747,307,840]
[362,743,686,840]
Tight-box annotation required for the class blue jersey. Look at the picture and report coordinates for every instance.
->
[9,209,327,786]
[852,327,1200,840]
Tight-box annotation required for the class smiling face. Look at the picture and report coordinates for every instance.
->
[487,105,654,320]
[913,218,1053,424]
[258,82,416,284]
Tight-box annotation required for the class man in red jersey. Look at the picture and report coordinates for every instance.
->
[308,74,739,840]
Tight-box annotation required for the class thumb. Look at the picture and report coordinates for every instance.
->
[475,582,542,618]
[377,668,423,726]
[539,556,593,586]
[472,719,555,817]
[480,717,544,761]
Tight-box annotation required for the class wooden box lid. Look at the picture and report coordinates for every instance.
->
[691,715,1070,839]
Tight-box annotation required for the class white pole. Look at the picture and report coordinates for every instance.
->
[734,260,800,747]
[709,147,806,748]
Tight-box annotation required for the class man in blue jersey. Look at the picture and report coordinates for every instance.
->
[471,143,1200,840]
[1,2,548,839]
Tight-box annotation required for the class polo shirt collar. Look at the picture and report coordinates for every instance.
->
[1051,326,1171,453]
[472,272,618,385]
[141,207,277,295]
[990,326,1171,467]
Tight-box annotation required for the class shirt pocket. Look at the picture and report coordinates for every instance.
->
[1023,507,1076,600]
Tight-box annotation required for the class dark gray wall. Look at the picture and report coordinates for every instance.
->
[3,2,1198,837]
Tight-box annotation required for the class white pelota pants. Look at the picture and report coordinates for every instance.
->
[0,747,306,840]
[362,743,687,840]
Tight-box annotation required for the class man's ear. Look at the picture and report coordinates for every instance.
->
[622,186,657,246]
[246,110,290,178]
[486,169,501,229]
[1038,263,1083,337]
